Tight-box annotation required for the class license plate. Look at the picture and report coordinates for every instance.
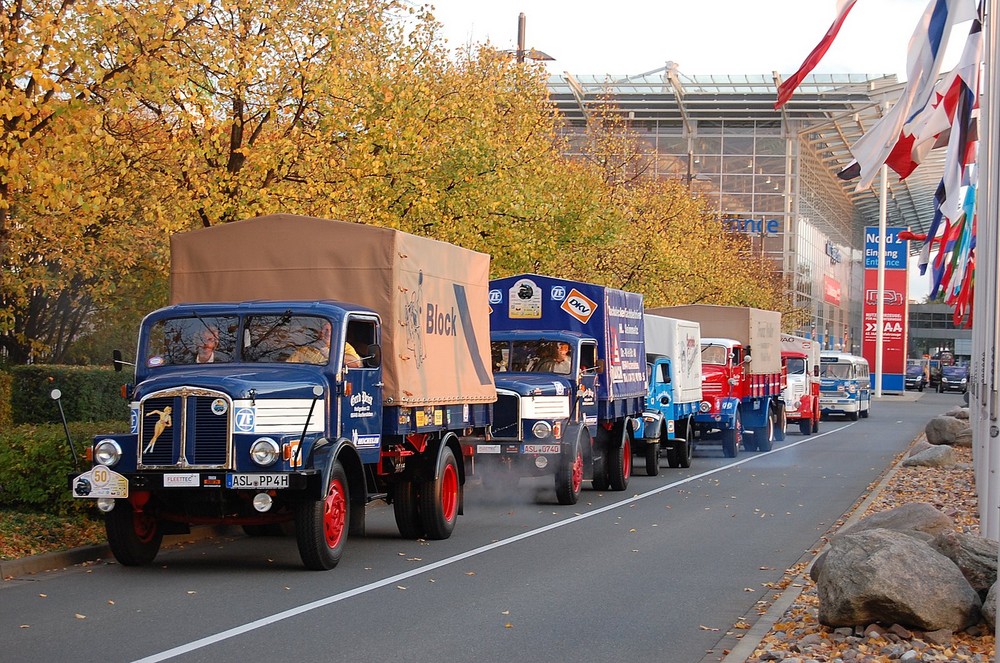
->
[226,474,289,489]
[521,444,561,454]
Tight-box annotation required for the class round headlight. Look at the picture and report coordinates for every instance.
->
[531,421,552,439]
[699,401,711,413]
[250,437,280,466]
[846,383,857,394]
[94,439,122,467]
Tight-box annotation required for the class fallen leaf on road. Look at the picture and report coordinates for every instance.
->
[699,625,719,631]
[75,614,86,620]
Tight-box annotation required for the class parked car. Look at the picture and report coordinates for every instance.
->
[938,365,969,393]
[904,364,927,392]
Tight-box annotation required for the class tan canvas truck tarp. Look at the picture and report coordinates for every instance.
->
[170,214,495,407]
[646,305,782,375]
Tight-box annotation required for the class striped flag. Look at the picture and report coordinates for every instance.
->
[774,0,858,109]
[837,0,977,191]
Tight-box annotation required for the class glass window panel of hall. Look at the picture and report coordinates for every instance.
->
[754,193,785,214]
[723,136,755,156]
[657,136,689,155]
[722,155,755,175]
[722,121,756,135]
[692,155,722,175]
[722,174,754,194]
[693,135,722,154]
[755,155,785,174]
[755,137,786,156]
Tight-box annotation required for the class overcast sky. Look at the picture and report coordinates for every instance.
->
[422,0,970,80]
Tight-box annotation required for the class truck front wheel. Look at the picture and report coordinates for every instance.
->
[644,440,660,476]
[722,412,741,458]
[799,417,814,435]
[419,446,460,539]
[105,498,163,566]
[296,461,349,570]
[608,425,631,491]
[555,432,585,505]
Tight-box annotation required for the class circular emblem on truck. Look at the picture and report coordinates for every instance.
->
[211,399,228,415]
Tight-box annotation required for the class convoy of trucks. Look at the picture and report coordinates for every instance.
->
[68,214,853,571]
[646,305,785,457]
[478,275,646,504]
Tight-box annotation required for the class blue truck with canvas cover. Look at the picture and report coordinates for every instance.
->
[474,274,646,505]
[69,214,496,570]
[635,314,703,474]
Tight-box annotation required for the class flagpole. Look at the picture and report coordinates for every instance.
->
[875,165,887,398]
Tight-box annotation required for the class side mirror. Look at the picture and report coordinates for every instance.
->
[595,359,605,375]
[113,349,124,373]
[743,355,753,365]
[813,365,820,377]
[364,343,382,368]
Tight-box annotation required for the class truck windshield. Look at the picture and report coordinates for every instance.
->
[145,316,239,367]
[244,315,333,364]
[785,357,806,375]
[497,340,573,374]
[701,344,728,366]
[821,364,851,379]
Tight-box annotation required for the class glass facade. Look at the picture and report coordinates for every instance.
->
[547,71,921,352]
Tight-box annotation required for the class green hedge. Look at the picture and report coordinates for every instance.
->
[10,365,130,424]
[0,421,128,515]
[0,370,12,430]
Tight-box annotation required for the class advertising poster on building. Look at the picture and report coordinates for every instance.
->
[862,226,908,391]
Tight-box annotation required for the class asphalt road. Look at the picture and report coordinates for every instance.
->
[1,390,963,663]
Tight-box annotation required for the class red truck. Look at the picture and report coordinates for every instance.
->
[648,305,786,456]
[780,334,821,435]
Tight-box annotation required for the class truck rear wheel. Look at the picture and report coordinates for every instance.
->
[392,480,424,539]
[644,441,660,476]
[774,406,787,442]
[608,425,631,491]
[555,432,584,505]
[296,460,349,570]
[722,412,741,458]
[419,446,460,540]
[105,498,163,566]
[675,438,692,468]
[753,414,774,452]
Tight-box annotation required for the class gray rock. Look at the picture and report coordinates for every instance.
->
[925,415,971,445]
[930,531,998,597]
[908,439,933,457]
[837,502,954,540]
[817,528,982,631]
[983,582,997,630]
[954,429,973,447]
[945,407,970,420]
[902,445,955,467]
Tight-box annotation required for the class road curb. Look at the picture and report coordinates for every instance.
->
[1,526,231,580]
[720,432,921,662]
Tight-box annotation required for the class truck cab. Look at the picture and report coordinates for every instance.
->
[780,350,821,435]
[637,354,694,473]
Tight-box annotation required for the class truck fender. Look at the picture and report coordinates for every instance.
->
[409,433,466,517]
[311,439,367,538]
[639,409,664,440]
[741,397,772,429]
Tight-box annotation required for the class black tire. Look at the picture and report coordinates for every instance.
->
[555,432,585,505]
[105,499,163,566]
[296,460,350,570]
[752,413,774,452]
[918,384,924,392]
[742,429,757,452]
[644,441,660,476]
[608,425,631,491]
[675,438,692,468]
[419,445,460,540]
[774,406,787,442]
[665,444,680,468]
[799,417,813,435]
[392,479,424,539]
[722,412,741,458]
[848,410,859,421]
[860,400,870,418]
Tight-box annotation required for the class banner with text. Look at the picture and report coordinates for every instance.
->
[862,226,908,391]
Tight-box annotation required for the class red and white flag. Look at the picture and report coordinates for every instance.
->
[774,0,858,110]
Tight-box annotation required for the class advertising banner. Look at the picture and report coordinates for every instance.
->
[862,226,908,391]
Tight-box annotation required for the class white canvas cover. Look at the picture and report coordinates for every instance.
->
[170,214,495,407]
[643,314,702,404]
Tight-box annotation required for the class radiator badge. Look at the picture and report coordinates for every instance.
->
[143,406,173,453]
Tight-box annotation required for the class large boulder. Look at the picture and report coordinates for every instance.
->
[817,528,982,630]
[925,415,972,445]
[908,439,933,457]
[984,582,997,630]
[945,407,970,420]
[902,445,955,468]
[930,530,999,598]
[837,502,954,541]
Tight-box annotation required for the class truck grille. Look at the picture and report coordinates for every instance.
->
[139,387,232,469]
[491,392,520,439]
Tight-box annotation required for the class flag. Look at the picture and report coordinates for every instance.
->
[837,0,977,190]
[883,14,982,179]
[774,0,858,109]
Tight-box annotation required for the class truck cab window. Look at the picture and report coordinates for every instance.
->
[245,315,332,364]
[146,316,238,367]
[345,319,377,368]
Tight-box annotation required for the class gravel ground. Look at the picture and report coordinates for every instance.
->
[729,442,995,663]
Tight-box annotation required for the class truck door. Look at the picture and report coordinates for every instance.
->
[577,341,599,435]
[341,317,383,463]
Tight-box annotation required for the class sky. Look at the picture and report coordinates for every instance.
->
[421,0,975,301]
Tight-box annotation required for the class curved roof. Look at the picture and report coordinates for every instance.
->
[548,66,945,236]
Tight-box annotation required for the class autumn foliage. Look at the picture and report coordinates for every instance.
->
[0,0,794,363]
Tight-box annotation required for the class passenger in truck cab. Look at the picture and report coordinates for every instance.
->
[289,320,334,365]
[538,341,572,374]
[194,325,220,364]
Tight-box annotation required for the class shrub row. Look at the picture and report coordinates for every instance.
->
[4,365,129,424]
[0,421,128,515]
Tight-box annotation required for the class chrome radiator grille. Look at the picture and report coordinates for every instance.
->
[139,388,232,469]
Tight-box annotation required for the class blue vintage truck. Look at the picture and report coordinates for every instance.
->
[634,314,703,474]
[472,275,646,504]
[70,215,496,570]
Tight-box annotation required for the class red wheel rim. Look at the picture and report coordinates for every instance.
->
[622,436,631,479]
[133,512,158,544]
[441,462,459,523]
[323,477,347,549]
[571,449,584,493]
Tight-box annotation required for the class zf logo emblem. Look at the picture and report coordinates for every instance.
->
[550,286,566,300]
[489,289,502,304]
[235,407,256,433]
[561,288,598,324]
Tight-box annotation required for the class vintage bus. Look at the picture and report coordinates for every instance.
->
[818,352,871,421]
